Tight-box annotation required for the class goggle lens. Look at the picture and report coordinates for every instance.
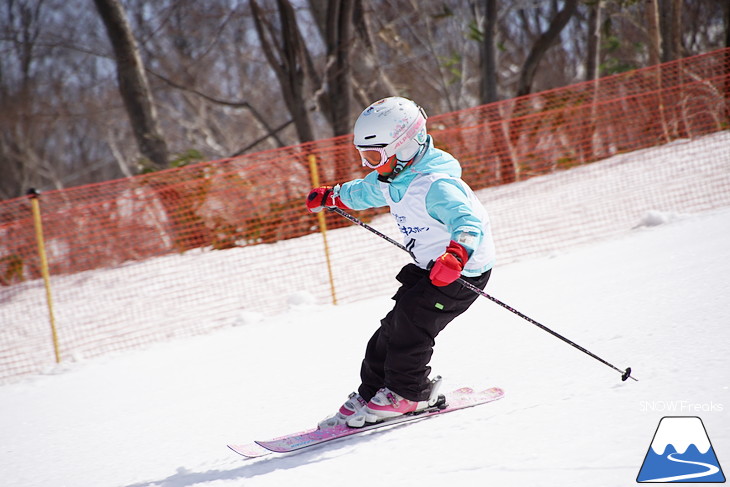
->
[357,147,388,169]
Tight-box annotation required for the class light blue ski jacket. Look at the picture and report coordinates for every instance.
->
[338,136,495,276]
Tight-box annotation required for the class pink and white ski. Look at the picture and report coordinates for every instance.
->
[228,386,504,458]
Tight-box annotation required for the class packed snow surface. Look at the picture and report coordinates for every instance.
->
[1,203,729,486]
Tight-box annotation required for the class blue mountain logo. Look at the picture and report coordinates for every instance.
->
[637,416,725,483]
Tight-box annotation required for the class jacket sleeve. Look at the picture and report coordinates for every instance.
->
[337,171,388,210]
[425,179,484,256]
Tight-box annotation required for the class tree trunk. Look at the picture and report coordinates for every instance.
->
[659,0,681,62]
[250,0,316,143]
[350,0,399,102]
[670,0,682,60]
[645,0,661,66]
[516,0,578,97]
[726,0,730,49]
[476,0,515,184]
[310,0,398,110]
[479,0,498,104]
[92,0,169,169]
[324,0,354,137]
[582,1,604,165]
[725,2,730,122]
[586,0,602,81]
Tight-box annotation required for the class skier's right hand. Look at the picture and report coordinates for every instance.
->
[306,185,350,213]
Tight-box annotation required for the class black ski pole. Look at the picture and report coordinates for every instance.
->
[328,207,637,382]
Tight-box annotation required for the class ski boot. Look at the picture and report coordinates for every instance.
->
[346,376,445,428]
[318,391,367,429]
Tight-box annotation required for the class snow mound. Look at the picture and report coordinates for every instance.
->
[286,290,317,309]
[635,209,683,228]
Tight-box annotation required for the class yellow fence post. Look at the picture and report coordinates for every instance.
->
[28,189,61,363]
[308,155,338,305]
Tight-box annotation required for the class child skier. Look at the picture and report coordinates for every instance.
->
[306,96,495,428]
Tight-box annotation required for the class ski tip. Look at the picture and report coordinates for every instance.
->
[228,443,271,458]
[450,386,504,399]
[482,386,505,396]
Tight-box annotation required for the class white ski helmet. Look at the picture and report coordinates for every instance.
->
[353,97,428,170]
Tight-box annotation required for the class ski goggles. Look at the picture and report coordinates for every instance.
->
[356,146,391,169]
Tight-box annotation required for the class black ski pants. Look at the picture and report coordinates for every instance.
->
[358,263,491,402]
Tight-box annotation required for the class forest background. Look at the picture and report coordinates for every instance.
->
[1,0,728,201]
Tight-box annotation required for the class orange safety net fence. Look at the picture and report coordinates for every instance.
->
[1,48,729,382]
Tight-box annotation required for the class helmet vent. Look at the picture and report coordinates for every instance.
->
[364,135,376,140]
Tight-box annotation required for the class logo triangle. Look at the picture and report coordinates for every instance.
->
[637,416,725,483]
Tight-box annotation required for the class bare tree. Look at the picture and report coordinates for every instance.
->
[250,0,318,143]
[644,0,661,66]
[347,1,400,105]
[516,0,579,97]
[727,1,730,49]
[586,0,603,81]
[477,0,499,104]
[315,1,355,136]
[92,0,169,169]
[659,0,682,62]
[470,0,515,186]
[0,0,126,199]
[725,0,730,122]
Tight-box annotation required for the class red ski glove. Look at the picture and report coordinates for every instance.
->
[429,241,469,287]
[306,186,350,213]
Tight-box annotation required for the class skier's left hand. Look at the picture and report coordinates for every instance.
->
[429,241,468,286]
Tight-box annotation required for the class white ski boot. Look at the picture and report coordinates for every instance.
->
[346,376,444,428]
[317,392,367,430]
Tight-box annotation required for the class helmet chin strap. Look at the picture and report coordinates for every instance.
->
[376,143,426,183]
[377,159,410,183]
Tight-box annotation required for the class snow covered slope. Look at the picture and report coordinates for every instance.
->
[1,203,728,487]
